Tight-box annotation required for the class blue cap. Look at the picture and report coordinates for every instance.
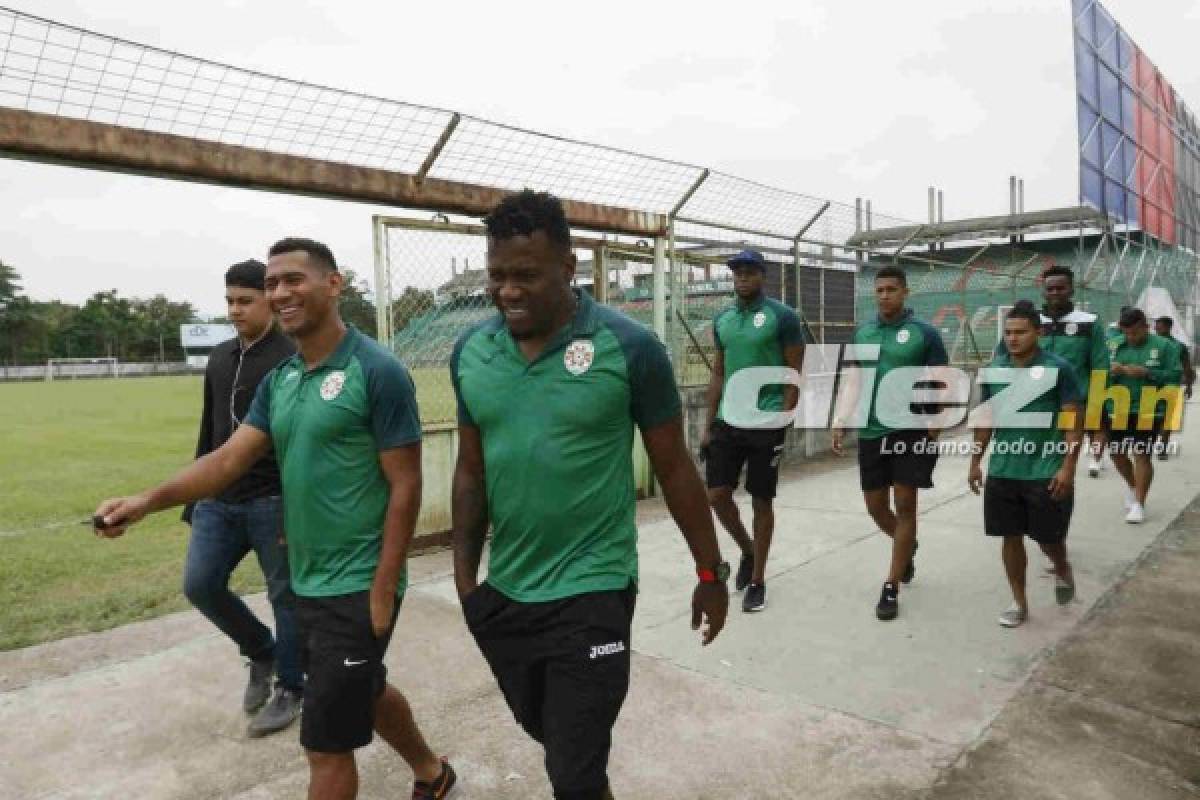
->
[727,249,766,270]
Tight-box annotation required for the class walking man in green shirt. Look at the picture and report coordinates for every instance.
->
[451,190,729,800]
[94,238,457,800]
[1106,308,1183,523]
[1152,316,1194,461]
[832,266,949,621]
[969,301,1083,627]
[702,249,806,613]
[992,266,1109,477]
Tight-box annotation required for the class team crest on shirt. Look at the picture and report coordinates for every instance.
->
[896,329,910,344]
[1065,322,1078,335]
[564,339,594,376]
[753,311,766,328]
[320,371,346,401]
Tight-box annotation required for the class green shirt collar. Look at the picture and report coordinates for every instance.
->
[737,292,766,312]
[492,290,599,363]
[1043,302,1074,320]
[285,324,359,372]
[876,308,914,328]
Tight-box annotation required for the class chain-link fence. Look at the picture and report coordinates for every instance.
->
[855,230,1199,369]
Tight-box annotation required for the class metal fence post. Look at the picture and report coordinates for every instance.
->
[371,215,392,347]
[653,235,667,340]
[592,245,608,304]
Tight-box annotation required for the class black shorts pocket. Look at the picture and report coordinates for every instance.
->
[462,582,498,630]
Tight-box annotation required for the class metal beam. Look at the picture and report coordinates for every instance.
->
[847,206,1109,248]
[673,214,793,242]
[414,112,460,183]
[793,201,831,242]
[670,169,709,219]
[0,107,668,237]
[890,225,927,264]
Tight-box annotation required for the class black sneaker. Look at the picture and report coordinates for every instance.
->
[247,686,302,737]
[243,657,273,713]
[901,540,918,585]
[735,552,754,592]
[412,757,458,799]
[875,582,899,621]
[742,583,766,612]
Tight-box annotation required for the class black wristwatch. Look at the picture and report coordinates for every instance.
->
[696,561,731,584]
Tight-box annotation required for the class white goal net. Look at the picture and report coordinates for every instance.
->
[45,357,119,381]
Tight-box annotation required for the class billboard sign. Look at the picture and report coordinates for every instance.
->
[1073,0,1200,250]
[180,323,236,349]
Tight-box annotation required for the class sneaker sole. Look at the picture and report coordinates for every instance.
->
[875,607,898,621]
[243,697,269,714]
[247,718,300,738]
[430,768,460,799]
[742,603,766,613]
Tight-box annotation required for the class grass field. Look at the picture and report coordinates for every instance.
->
[0,368,459,652]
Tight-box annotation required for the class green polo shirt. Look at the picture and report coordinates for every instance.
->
[1160,336,1185,384]
[713,293,805,423]
[450,291,680,603]
[850,309,949,440]
[980,349,1083,481]
[994,304,1109,398]
[245,326,421,598]
[1105,333,1183,422]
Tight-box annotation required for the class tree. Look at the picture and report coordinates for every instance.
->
[70,290,136,359]
[392,287,436,333]
[338,269,378,338]
[1,296,40,363]
[130,295,197,361]
[0,261,32,363]
[0,260,21,310]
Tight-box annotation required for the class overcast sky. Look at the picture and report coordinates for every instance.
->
[2,0,1198,316]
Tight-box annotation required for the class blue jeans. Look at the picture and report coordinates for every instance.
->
[184,496,303,690]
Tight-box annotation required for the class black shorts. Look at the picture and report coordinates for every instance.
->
[857,430,939,491]
[1104,413,1165,456]
[984,477,1074,544]
[295,590,402,753]
[704,419,788,499]
[464,582,636,800]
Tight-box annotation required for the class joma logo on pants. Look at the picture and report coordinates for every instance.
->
[589,641,626,659]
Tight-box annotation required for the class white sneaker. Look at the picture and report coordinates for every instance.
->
[1123,488,1137,511]
[998,606,1028,628]
[1087,459,1101,478]
[1125,503,1145,524]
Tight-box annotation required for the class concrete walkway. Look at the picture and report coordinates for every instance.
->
[2,415,1199,799]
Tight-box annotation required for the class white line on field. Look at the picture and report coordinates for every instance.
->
[0,519,85,538]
